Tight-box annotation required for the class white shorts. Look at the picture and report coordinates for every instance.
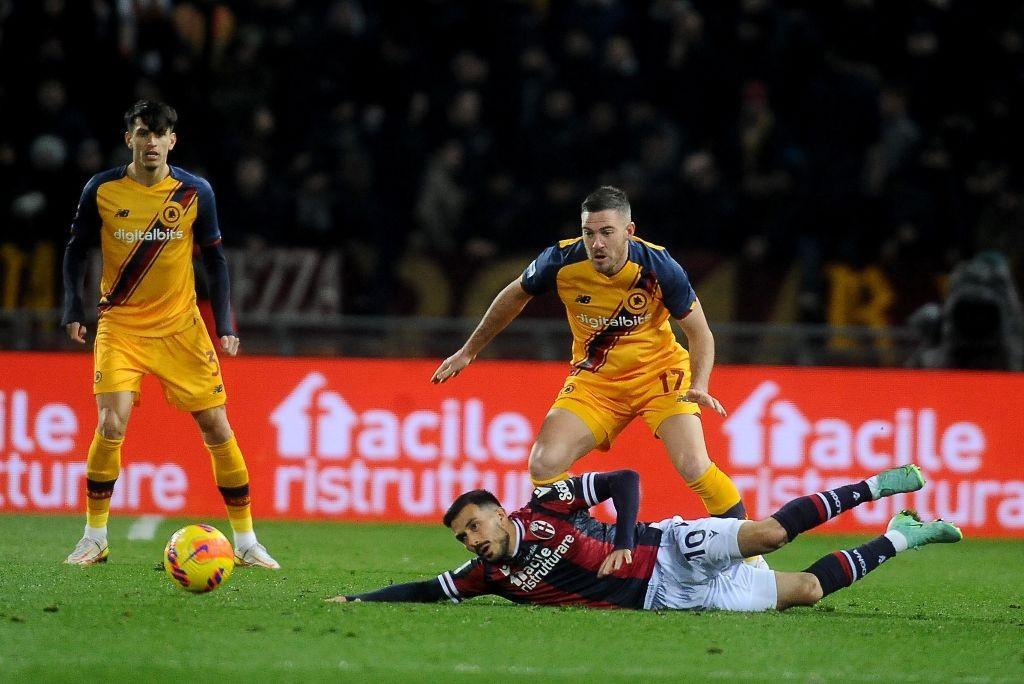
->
[642,516,778,612]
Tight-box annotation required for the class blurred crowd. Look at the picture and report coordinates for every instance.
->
[2,0,1024,322]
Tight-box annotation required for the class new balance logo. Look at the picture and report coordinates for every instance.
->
[115,208,130,217]
[574,294,592,304]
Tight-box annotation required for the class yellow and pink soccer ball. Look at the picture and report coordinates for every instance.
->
[163,524,234,593]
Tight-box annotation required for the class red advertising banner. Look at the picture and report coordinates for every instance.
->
[2,353,1022,537]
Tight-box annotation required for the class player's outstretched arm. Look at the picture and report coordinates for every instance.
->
[430,277,533,383]
[675,299,726,417]
[325,579,448,604]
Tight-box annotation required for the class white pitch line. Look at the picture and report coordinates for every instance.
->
[127,515,164,540]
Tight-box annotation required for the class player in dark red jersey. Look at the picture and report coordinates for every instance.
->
[327,465,961,611]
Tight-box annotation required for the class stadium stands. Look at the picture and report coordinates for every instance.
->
[1,0,1022,367]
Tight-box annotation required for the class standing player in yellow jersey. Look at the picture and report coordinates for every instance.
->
[432,185,749,528]
[60,101,279,568]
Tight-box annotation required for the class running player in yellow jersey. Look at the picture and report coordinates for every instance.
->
[60,100,278,568]
[432,186,748,526]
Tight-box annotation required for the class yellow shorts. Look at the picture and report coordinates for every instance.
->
[93,318,227,412]
[552,364,700,450]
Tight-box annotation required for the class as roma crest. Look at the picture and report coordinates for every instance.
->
[624,289,650,314]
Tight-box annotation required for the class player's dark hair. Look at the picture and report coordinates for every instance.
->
[443,489,501,527]
[581,185,631,220]
[123,100,178,135]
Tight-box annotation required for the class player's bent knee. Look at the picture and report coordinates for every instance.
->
[193,406,232,444]
[740,519,789,556]
[528,444,568,481]
[775,572,823,610]
[762,519,789,552]
[784,573,823,608]
[800,573,824,605]
[96,408,126,439]
[528,453,556,481]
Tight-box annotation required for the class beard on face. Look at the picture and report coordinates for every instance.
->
[479,525,511,560]
[591,249,621,273]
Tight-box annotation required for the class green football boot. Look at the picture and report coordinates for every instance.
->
[874,464,926,499]
[887,509,963,550]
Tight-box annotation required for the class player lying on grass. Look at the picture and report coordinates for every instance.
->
[328,466,961,611]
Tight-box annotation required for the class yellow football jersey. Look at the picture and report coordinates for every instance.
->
[68,165,222,337]
[521,237,697,378]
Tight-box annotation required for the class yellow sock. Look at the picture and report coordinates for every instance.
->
[686,463,746,518]
[85,432,122,528]
[531,471,572,486]
[206,436,253,533]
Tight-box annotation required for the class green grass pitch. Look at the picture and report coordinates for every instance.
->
[1,514,1022,682]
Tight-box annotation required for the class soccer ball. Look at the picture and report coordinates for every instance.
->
[163,524,235,593]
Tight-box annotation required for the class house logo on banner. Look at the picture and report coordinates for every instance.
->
[268,372,536,518]
[720,381,1023,530]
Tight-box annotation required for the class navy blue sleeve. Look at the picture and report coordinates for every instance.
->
[191,178,233,337]
[346,579,447,603]
[192,179,222,246]
[591,470,641,550]
[532,471,639,549]
[651,249,697,318]
[199,241,235,338]
[61,176,102,327]
[520,245,563,296]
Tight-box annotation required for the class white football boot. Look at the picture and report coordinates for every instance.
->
[234,542,280,569]
[64,537,109,565]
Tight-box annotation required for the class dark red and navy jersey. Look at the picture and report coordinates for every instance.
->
[436,473,663,609]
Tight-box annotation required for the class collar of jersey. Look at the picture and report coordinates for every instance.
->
[508,517,525,559]
[121,164,177,191]
[594,248,637,283]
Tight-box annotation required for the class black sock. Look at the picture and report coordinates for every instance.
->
[771,481,872,541]
[86,477,117,499]
[805,536,897,597]
[714,500,747,520]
